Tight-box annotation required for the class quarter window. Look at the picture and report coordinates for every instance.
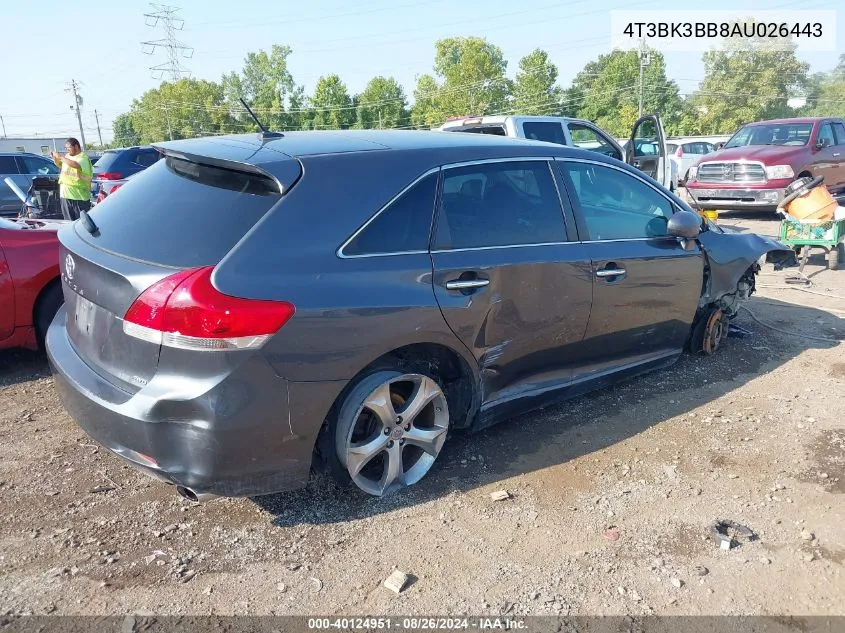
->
[561,162,673,240]
[343,172,438,256]
[434,161,566,250]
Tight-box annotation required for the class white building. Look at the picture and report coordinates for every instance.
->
[0,137,69,156]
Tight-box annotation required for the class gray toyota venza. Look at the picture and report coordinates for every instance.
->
[46,130,790,500]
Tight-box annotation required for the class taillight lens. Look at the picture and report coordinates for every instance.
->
[97,172,122,180]
[123,267,295,351]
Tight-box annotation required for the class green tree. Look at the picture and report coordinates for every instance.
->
[310,74,354,129]
[111,112,139,146]
[802,54,845,118]
[356,76,408,129]
[512,49,562,115]
[570,49,684,137]
[128,78,236,144]
[432,37,510,117]
[691,40,809,134]
[410,74,444,129]
[222,45,301,130]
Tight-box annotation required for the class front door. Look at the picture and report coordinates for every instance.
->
[627,114,667,186]
[557,158,703,381]
[430,158,593,407]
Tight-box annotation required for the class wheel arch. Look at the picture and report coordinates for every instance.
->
[32,275,62,343]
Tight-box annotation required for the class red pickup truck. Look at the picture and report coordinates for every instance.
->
[685,117,845,212]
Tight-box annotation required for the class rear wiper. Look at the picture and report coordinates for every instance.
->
[80,210,99,236]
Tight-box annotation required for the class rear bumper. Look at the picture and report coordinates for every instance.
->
[46,306,341,497]
[684,186,785,211]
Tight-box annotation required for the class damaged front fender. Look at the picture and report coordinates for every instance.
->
[697,228,792,305]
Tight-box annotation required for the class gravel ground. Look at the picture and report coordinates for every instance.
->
[0,212,842,617]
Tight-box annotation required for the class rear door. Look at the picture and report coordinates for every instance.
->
[430,158,593,408]
[626,114,667,186]
[557,158,703,380]
[812,121,840,192]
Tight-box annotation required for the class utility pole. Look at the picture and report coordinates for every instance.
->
[141,4,193,81]
[66,79,87,149]
[637,39,651,119]
[94,109,104,146]
[0,115,6,138]
[162,102,173,140]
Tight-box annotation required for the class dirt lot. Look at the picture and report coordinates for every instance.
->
[0,212,843,617]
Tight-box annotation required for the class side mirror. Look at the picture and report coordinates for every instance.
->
[667,210,701,239]
[815,138,828,150]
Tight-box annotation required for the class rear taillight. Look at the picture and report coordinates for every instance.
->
[675,147,684,157]
[123,267,295,351]
[97,172,122,180]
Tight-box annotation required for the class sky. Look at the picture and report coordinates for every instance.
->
[0,0,841,143]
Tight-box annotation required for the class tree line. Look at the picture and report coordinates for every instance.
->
[111,37,845,147]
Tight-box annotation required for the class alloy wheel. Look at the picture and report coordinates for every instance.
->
[338,373,449,496]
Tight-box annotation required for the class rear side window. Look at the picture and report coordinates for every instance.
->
[133,150,160,168]
[667,144,678,153]
[833,122,845,145]
[93,151,121,171]
[456,126,506,136]
[567,123,622,160]
[0,156,19,174]
[342,173,438,256]
[434,161,566,249]
[523,122,565,145]
[81,157,283,267]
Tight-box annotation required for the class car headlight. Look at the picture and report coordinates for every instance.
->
[765,165,794,180]
[687,166,698,180]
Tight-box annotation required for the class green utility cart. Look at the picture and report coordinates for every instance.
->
[779,216,845,271]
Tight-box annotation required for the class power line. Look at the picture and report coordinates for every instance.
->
[142,3,193,81]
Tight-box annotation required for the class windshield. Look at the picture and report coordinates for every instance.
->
[724,123,813,148]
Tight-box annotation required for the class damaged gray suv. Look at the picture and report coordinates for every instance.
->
[46,130,790,500]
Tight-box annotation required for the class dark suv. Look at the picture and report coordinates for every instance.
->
[47,131,789,500]
[0,152,60,216]
[91,146,161,197]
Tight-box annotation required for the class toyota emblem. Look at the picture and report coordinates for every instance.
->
[65,254,75,281]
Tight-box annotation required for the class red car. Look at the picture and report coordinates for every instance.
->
[0,217,65,350]
[686,117,845,212]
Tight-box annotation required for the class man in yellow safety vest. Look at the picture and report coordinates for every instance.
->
[51,137,93,221]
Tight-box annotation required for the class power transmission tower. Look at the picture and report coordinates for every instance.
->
[637,39,651,119]
[141,3,193,81]
[66,79,87,149]
[94,110,104,146]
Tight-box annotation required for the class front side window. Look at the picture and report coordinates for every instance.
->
[523,121,566,145]
[568,123,621,160]
[561,162,673,241]
[434,160,566,250]
[818,123,835,147]
[343,172,438,256]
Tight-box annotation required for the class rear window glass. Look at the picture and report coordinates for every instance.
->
[93,151,121,171]
[455,126,506,136]
[343,173,437,256]
[80,157,282,267]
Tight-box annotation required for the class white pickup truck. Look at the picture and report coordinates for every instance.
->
[439,114,678,192]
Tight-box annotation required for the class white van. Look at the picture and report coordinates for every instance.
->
[439,114,677,191]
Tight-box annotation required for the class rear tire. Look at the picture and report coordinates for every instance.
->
[325,369,450,497]
[829,247,840,271]
[35,282,63,350]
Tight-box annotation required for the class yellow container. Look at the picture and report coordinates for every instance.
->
[697,209,719,222]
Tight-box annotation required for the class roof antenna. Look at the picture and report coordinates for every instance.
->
[239,97,283,139]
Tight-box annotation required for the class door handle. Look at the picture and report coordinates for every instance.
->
[596,268,626,278]
[633,161,641,168]
[446,278,490,290]
[833,152,841,157]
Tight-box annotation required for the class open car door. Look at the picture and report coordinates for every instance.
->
[626,114,667,187]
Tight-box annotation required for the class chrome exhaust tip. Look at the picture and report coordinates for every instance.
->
[176,485,218,503]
